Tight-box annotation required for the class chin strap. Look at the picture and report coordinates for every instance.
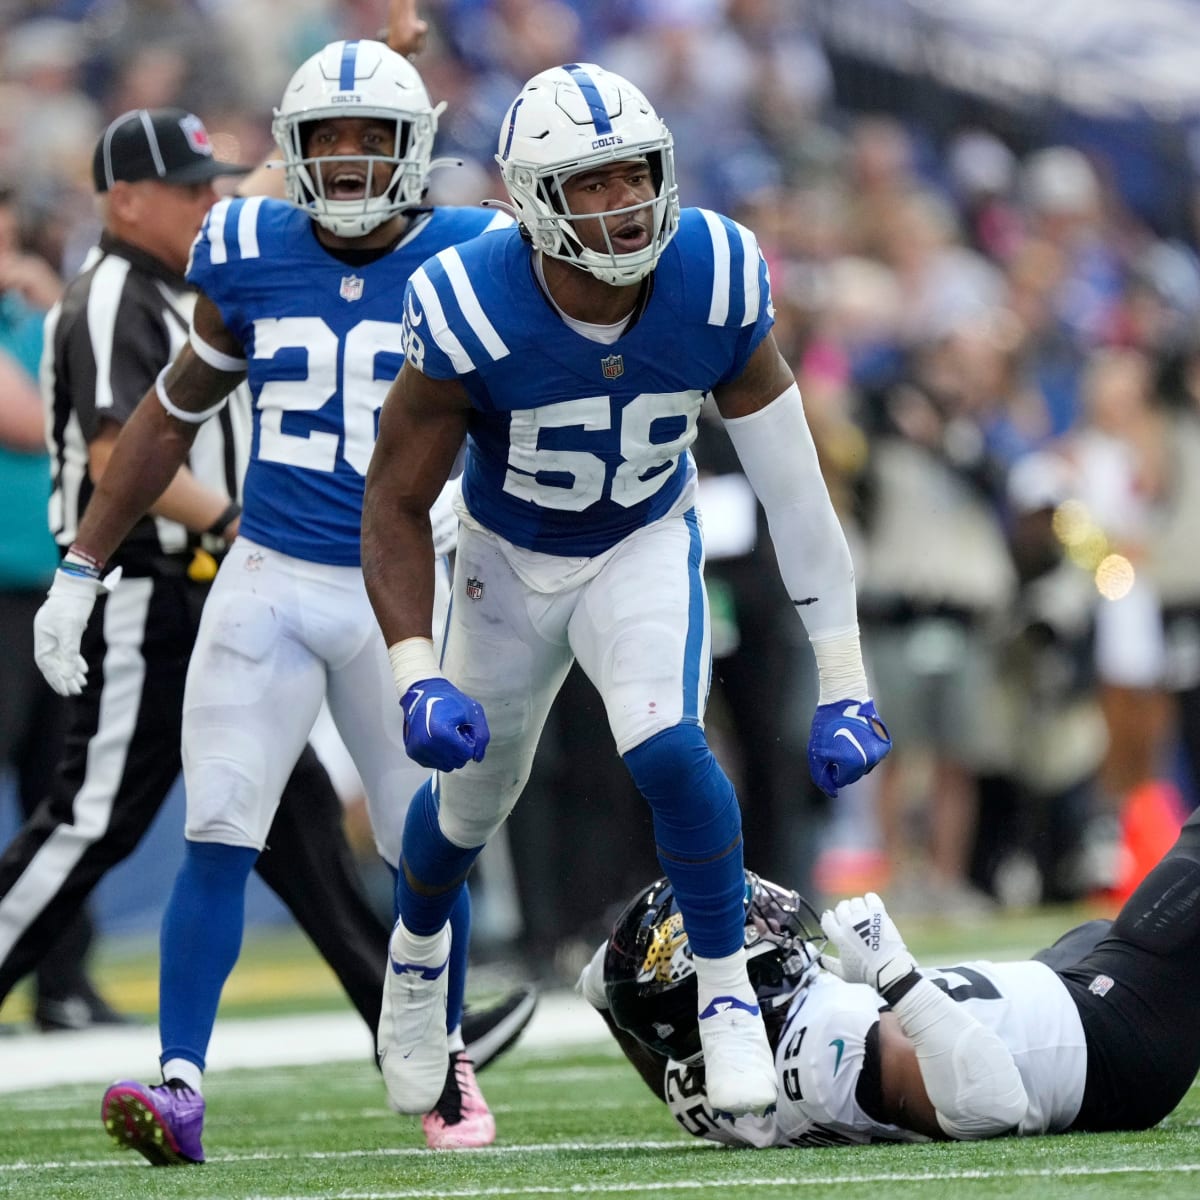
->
[480,197,520,221]
[428,155,465,176]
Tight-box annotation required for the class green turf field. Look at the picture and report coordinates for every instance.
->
[4,909,1198,1199]
[2,1045,1198,1200]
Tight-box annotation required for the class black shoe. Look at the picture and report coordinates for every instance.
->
[36,985,131,1033]
[461,984,538,1072]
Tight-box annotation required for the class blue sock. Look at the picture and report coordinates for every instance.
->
[394,779,483,936]
[159,841,258,1072]
[446,884,470,1035]
[624,724,745,959]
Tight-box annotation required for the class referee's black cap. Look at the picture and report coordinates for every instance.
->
[92,108,251,194]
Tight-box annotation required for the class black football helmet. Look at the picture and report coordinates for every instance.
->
[603,871,822,1064]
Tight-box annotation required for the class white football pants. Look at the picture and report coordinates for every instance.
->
[181,537,448,864]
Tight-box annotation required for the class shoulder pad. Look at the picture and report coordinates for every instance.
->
[673,207,773,329]
[403,236,517,378]
[188,196,305,279]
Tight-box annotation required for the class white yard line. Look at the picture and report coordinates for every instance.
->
[202,1164,1200,1199]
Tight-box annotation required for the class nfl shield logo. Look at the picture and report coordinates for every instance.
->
[179,113,213,156]
[1088,974,1115,997]
[340,275,364,301]
[601,353,624,380]
[465,577,484,601]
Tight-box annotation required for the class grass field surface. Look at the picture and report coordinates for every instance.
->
[3,908,1197,1199]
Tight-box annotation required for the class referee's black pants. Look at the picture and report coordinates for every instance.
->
[0,568,389,1031]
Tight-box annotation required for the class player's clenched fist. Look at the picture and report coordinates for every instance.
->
[807,698,891,798]
[400,677,490,771]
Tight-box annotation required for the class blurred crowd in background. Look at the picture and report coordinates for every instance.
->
[6,0,1200,984]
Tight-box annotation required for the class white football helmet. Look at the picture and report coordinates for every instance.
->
[272,40,444,238]
[495,63,679,286]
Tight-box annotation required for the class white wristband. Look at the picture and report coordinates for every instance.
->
[810,625,869,704]
[387,637,445,696]
[189,327,248,373]
[155,367,229,424]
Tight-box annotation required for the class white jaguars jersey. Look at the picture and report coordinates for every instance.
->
[663,976,915,1149]
[187,197,510,566]
[400,208,774,557]
[664,963,1088,1147]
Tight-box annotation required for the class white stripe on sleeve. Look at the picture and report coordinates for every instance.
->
[438,248,509,362]
[206,198,231,265]
[409,268,475,375]
[738,222,761,327]
[236,196,264,261]
[700,208,731,326]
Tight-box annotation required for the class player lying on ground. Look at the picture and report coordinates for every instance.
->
[579,809,1200,1144]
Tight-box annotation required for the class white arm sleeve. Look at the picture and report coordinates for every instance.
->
[575,940,610,1011]
[721,383,865,669]
[891,977,1029,1139]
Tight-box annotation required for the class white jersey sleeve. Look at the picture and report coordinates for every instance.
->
[775,973,925,1144]
[919,961,1087,1135]
[664,960,1087,1148]
[663,973,923,1149]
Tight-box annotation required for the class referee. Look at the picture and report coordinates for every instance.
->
[0,108,392,1030]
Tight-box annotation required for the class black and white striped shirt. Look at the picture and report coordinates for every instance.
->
[41,232,251,574]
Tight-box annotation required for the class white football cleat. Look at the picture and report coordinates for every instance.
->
[697,994,778,1116]
[378,920,451,1114]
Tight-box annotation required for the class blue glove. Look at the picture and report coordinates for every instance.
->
[808,698,891,799]
[400,677,490,772]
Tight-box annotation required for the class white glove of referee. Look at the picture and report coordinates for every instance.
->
[819,892,918,999]
[33,564,121,697]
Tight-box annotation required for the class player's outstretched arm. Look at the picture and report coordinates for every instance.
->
[821,894,1028,1139]
[363,360,488,771]
[713,335,890,796]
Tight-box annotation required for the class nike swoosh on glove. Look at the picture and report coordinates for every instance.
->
[33,566,122,697]
[400,677,490,772]
[808,698,891,798]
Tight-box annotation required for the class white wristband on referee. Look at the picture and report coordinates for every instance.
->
[387,637,446,697]
[810,625,869,704]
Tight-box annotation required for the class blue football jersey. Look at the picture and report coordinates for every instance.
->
[188,196,511,565]
[400,208,774,556]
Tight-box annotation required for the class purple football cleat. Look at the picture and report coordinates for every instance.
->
[101,1080,205,1166]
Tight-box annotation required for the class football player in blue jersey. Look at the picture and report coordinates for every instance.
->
[360,63,892,1121]
[31,39,520,1159]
